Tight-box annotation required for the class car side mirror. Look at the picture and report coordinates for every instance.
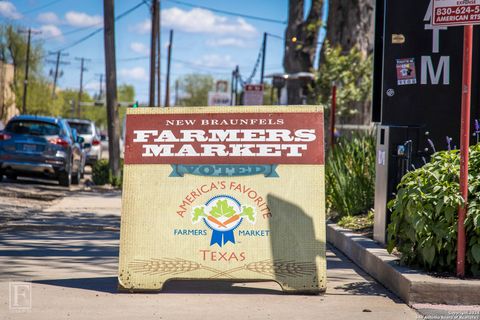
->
[71,128,78,143]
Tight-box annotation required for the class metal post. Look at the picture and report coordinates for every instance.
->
[330,84,337,150]
[174,79,178,106]
[230,70,235,106]
[234,65,239,105]
[22,29,31,114]
[260,32,267,84]
[270,83,274,105]
[157,0,161,107]
[165,29,173,107]
[149,0,159,107]
[77,58,85,118]
[457,25,473,278]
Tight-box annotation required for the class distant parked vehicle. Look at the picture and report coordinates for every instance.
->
[71,128,87,180]
[66,119,102,166]
[0,115,84,186]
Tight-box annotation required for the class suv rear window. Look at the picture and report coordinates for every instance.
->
[68,122,92,134]
[6,120,60,136]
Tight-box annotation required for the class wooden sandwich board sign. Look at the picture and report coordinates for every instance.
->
[118,106,326,293]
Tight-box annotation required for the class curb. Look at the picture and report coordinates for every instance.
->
[326,222,480,305]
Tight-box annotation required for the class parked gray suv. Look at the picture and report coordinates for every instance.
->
[67,119,102,165]
[0,115,84,186]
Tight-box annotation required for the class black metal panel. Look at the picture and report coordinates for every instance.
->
[375,0,480,150]
[372,0,385,123]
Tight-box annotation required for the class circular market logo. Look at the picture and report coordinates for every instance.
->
[191,195,256,247]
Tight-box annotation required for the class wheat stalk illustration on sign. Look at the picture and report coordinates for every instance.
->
[129,258,316,279]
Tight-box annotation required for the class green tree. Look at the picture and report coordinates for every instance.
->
[59,84,135,129]
[118,84,135,102]
[0,25,46,114]
[177,74,214,107]
[312,42,372,123]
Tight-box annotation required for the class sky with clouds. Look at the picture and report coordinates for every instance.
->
[0,0,324,104]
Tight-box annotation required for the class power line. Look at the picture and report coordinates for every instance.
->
[266,33,284,40]
[38,23,103,42]
[21,0,63,15]
[56,1,146,52]
[164,0,287,25]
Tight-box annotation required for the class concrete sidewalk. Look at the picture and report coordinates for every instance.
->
[1,190,121,230]
[0,192,418,320]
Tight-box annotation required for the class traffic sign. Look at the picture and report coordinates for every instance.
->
[243,84,264,105]
[432,0,480,26]
[208,91,231,106]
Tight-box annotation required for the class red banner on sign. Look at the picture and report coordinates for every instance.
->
[432,1,480,26]
[124,112,324,165]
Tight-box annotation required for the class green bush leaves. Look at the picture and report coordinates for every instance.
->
[326,132,376,217]
[388,145,480,275]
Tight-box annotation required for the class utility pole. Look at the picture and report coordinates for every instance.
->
[103,0,121,180]
[70,99,75,118]
[260,32,267,84]
[95,73,104,100]
[234,65,239,106]
[149,0,159,107]
[47,51,69,99]
[19,28,41,114]
[165,29,173,107]
[157,0,161,107]
[75,57,89,118]
[231,69,236,106]
[174,79,178,106]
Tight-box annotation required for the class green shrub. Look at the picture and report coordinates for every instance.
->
[92,159,110,185]
[326,132,376,217]
[387,145,480,275]
[92,159,123,187]
[338,210,374,231]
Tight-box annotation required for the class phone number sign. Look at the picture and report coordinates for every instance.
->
[433,0,480,26]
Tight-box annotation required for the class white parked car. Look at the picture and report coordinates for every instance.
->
[66,119,102,166]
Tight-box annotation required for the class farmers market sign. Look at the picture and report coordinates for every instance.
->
[119,106,326,294]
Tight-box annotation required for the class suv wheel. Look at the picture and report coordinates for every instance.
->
[58,166,71,187]
[72,168,81,185]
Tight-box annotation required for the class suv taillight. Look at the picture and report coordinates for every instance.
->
[49,137,69,148]
[92,138,100,146]
[0,133,11,140]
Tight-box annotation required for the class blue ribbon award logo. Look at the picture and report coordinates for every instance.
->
[191,195,256,247]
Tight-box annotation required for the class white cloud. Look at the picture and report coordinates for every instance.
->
[194,54,235,68]
[131,19,151,34]
[130,42,149,55]
[119,67,148,81]
[37,12,60,24]
[85,81,104,91]
[162,8,256,37]
[39,25,63,40]
[132,7,257,37]
[65,11,103,27]
[206,37,247,48]
[0,1,22,20]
